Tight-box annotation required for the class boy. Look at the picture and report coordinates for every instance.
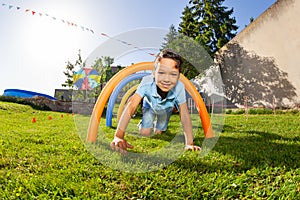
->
[110,49,201,154]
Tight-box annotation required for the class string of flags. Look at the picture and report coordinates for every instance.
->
[1,2,156,57]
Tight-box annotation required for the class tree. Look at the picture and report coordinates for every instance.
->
[178,6,199,39]
[62,50,121,101]
[245,17,255,28]
[91,56,120,89]
[161,24,178,48]
[62,50,83,88]
[161,25,213,79]
[62,50,118,90]
[87,56,123,100]
[179,0,238,57]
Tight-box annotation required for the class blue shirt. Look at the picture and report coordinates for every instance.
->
[136,75,186,114]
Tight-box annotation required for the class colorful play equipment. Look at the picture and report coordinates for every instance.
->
[3,89,57,100]
[73,67,100,90]
[87,62,213,142]
[105,72,150,127]
[116,84,140,122]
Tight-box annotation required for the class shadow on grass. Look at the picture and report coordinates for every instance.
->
[175,125,299,172]
[97,116,300,172]
[84,131,187,173]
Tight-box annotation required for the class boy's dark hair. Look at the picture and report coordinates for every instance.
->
[154,49,182,73]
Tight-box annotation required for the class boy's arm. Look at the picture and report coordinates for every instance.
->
[110,93,142,153]
[179,102,201,151]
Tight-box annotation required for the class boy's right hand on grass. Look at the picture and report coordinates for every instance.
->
[110,135,134,155]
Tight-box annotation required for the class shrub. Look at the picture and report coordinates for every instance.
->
[0,95,51,111]
[226,109,232,114]
[248,108,273,115]
[232,109,245,114]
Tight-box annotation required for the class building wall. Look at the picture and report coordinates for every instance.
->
[54,89,73,101]
[217,0,299,108]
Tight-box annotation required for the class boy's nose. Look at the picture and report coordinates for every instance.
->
[163,74,171,81]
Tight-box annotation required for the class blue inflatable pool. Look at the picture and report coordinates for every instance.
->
[3,89,57,100]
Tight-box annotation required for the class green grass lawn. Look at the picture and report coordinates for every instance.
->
[0,101,299,199]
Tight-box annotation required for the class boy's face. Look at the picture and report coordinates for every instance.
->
[153,58,180,92]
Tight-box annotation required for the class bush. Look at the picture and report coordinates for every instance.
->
[225,107,299,115]
[0,95,51,111]
[226,109,232,114]
[248,108,273,115]
[285,109,299,114]
[232,109,245,114]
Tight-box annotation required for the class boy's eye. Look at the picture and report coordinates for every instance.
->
[171,73,178,77]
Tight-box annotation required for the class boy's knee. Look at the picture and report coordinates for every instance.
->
[140,128,151,136]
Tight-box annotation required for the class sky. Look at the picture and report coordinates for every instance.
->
[0,0,277,96]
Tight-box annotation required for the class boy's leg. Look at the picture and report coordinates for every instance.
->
[154,108,173,134]
[139,107,155,136]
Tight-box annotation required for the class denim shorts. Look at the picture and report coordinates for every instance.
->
[141,107,173,131]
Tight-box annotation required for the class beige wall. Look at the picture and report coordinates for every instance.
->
[217,0,299,107]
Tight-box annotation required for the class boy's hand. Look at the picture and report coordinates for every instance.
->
[185,144,201,151]
[110,136,134,155]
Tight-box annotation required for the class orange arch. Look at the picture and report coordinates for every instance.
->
[87,62,213,142]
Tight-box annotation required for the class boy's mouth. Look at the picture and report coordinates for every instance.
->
[160,83,172,90]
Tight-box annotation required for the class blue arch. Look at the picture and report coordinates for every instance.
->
[105,72,150,127]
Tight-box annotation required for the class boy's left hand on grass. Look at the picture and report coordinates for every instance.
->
[184,144,201,151]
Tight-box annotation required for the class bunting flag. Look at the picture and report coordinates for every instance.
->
[1,2,156,58]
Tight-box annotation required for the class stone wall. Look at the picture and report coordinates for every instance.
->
[25,96,95,115]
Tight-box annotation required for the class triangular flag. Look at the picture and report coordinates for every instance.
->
[17,7,21,10]
[32,11,36,15]
[9,5,13,9]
